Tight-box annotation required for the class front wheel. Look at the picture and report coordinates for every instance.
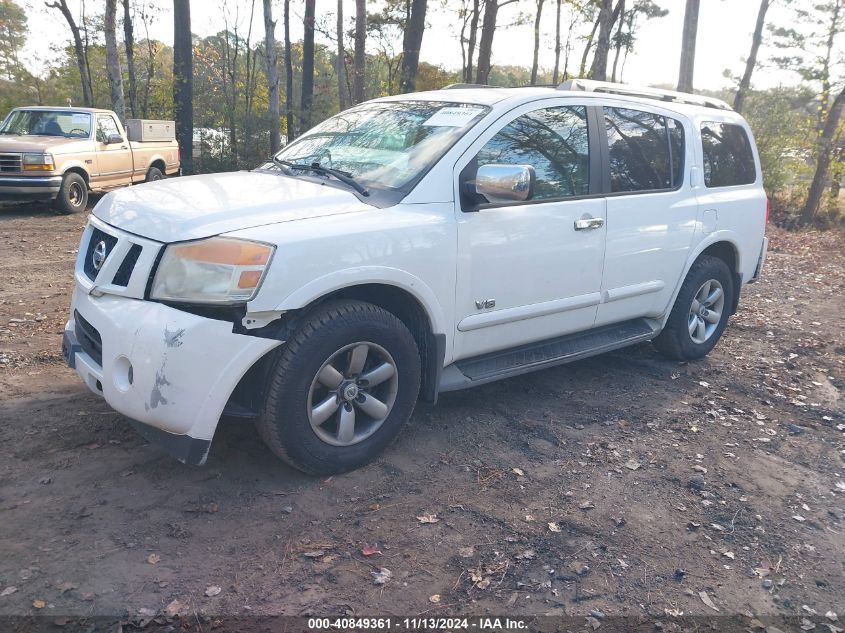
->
[145,166,164,182]
[52,172,88,215]
[653,256,735,361]
[256,301,421,475]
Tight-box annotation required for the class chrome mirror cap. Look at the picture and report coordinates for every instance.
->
[475,164,536,203]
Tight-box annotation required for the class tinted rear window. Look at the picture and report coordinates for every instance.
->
[604,107,684,192]
[700,122,756,187]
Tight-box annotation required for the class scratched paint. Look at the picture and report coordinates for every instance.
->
[164,327,185,348]
[150,366,171,409]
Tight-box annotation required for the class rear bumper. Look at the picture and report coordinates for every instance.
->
[749,236,769,282]
[63,288,281,464]
[0,175,62,198]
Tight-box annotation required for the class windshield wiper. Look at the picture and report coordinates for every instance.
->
[273,157,369,197]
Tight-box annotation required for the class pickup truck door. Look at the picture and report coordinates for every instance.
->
[93,114,133,188]
[452,102,607,361]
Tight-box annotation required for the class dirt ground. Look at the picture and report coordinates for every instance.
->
[0,200,843,633]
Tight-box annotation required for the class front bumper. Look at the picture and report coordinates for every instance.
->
[0,175,62,198]
[64,288,281,465]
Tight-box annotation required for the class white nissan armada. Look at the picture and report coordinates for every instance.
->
[63,80,768,474]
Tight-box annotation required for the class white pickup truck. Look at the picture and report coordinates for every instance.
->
[63,80,768,474]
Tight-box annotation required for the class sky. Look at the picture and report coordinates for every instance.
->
[19,0,806,93]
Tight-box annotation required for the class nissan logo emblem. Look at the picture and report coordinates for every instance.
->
[92,240,108,271]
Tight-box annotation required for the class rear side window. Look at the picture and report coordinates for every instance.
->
[604,107,684,192]
[475,105,590,200]
[700,122,756,187]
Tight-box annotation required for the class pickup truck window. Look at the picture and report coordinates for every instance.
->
[475,105,590,200]
[0,110,92,139]
[274,101,489,191]
[96,115,122,143]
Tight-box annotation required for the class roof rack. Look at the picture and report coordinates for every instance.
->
[441,83,500,90]
[558,78,733,111]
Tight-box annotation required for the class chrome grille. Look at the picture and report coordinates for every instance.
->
[0,153,22,173]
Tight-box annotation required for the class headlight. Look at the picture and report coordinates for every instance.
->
[22,153,55,171]
[150,237,274,304]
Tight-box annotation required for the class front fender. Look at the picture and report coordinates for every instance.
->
[271,266,449,337]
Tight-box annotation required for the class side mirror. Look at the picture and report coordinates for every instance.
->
[106,133,123,145]
[474,164,536,203]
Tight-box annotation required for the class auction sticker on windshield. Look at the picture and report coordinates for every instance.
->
[423,106,485,127]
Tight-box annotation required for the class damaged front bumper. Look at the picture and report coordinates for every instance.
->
[64,288,281,465]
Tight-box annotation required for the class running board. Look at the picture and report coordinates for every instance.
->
[439,318,658,393]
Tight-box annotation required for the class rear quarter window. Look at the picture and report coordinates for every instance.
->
[700,122,756,187]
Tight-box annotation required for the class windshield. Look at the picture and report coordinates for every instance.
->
[0,110,93,139]
[273,101,489,191]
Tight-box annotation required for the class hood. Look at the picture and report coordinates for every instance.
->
[0,135,89,153]
[93,170,372,243]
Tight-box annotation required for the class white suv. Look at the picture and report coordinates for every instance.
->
[63,80,768,474]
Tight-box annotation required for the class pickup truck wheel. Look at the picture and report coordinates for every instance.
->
[653,255,734,361]
[145,166,164,182]
[53,173,88,215]
[257,300,421,475]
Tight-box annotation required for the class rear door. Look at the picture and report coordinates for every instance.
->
[94,114,133,188]
[452,101,607,361]
[594,104,698,327]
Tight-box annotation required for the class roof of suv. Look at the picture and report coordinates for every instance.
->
[375,80,740,122]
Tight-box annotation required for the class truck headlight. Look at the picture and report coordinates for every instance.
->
[22,153,55,171]
[150,237,274,304]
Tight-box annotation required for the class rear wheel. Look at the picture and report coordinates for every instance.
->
[653,255,734,361]
[145,166,164,182]
[52,172,88,215]
[257,301,421,475]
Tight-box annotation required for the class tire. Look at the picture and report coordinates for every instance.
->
[52,172,88,215]
[257,300,421,475]
[145,166,164,182]
[653,255,735,361]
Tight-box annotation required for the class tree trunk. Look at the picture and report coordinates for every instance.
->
[677,0,700,92]
[552,0,561,84]
[336,0,348,109]
[353,0,367,103]
[579,11,601,77]
[589,0,613,81]
[173,0,193,175]
[475,0,500,84]
[463,0,480,82]
[399,0,427,93]
[47,0,94,106]
[300,0,316,133]
[530,0,545,85]
[104,0,126,121]
[733,0,771,113]
[122,0,138,117]
[263,0,281,152]
[801,85,845,225]
[283,0,295,140]
[609,0,625,82]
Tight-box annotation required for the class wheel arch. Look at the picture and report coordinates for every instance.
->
[149,158,166,173]
[661,234,744,327]
[62,165,90,187]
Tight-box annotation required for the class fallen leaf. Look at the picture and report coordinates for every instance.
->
[56,581,77,594]
[417,513,439,524]
[579,501,595,510]
[1,586,18,597]
[138,607,156,617]
[429,594,441,604]
[361,543,382,556]
[699,591,719,612]
[372,568,392,585]
[32,599,46,609]
[699,381,710,388]
[146,553,161,565]
[792,515,806,522]
[165,599,183,617]
[722,551,735,560]
[512,467,525,477]
[458,547,475,558]
[302,550,326,558]
[624,459,641,471]
[548,522,562,532]
[204,585,222,597]
[476,578,491,590]
[693,465,708,474]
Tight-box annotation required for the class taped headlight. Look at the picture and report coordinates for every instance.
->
[150,237,274,304]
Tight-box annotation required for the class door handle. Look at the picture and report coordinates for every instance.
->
[574,217,604,230]
[120,145,128,149]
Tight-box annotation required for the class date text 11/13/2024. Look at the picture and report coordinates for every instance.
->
[306,617,529,630]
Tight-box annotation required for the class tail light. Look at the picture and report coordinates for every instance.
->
[765,196,771,224]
